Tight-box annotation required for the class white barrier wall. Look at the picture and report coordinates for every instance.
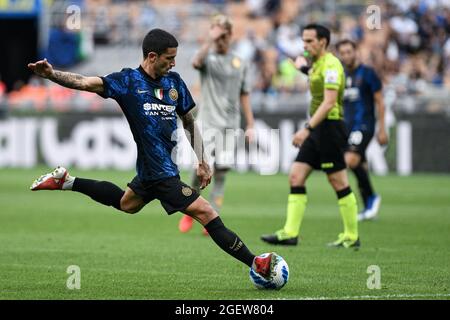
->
[0,117,136,170]
[0,116,405,174]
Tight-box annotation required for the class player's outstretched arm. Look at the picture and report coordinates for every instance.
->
[28,59,104,94]
[180,111,212,189]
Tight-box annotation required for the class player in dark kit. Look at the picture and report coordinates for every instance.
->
[28,29,277,279]
[336,39,388,221]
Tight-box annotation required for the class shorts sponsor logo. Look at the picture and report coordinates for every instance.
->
[169,88,178,101]
[321,162,334,169]
[182,186,193,197]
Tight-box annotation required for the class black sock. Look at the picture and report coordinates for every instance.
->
[352,163,375,207]
[205,216,255,267]
[291,186,306,194]
[72,178,124,211]
[336,186,352,199]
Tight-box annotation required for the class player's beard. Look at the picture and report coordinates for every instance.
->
[157,64,171,76]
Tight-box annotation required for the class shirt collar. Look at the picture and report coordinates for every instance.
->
[138,65,161,84]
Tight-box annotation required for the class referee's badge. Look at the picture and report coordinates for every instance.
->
[232,57,241,69]
[182,186,193,197]
[169,88,178,101]
[325,69,338,84]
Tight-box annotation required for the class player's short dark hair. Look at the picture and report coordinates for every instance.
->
[142,29,178,58]
[336,39,357,50]
[303,23,331,48]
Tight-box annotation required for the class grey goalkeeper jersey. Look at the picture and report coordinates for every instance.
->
[197,51,251,130]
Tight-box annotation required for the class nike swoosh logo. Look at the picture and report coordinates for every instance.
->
[229,237,238,250]
[137,90,148,94]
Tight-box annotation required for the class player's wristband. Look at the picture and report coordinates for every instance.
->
[304,122,314,132]
[299,65,311,75]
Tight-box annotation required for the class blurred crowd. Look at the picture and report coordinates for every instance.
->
[242,0,450,96]
[2,0,450,113]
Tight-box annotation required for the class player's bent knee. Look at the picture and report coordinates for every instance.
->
[121,205,141,214]
[196,201,215,218]
[124,207,142,214]
[185,197,218,225]
[347,159,358,169]
[345,153,360,169]
[327,174,338,185]
[200,207,218,225]
[120,200,142,214]
[327,174,347,191]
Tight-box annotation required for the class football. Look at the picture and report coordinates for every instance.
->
[249,253,289,290]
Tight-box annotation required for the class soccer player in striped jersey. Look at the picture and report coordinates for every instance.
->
[336,39,388,221]
[28,28,277,279]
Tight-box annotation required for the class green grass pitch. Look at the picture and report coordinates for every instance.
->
[0,167,449,300]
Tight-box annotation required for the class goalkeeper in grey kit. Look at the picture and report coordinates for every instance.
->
[178,14,255,235]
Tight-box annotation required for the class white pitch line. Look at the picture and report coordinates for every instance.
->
[289,293,450,300]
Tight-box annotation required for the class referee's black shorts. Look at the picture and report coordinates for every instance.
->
[295,120,348,174]
[127,175,200,214]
